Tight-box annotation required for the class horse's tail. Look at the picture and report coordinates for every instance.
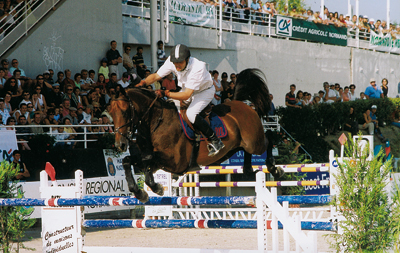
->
[233,68,271,118]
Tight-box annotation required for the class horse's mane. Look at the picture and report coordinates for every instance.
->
[234,68,271,118]
[127,88,178,110]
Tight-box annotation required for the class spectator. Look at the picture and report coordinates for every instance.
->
[323,82,337,104]
[344,107,358,135]
[43,70,54,86]
[211,70,223,105]
[98,58,110,82]
[106,40,122,78]
[11,150,30,180]
[0,97,10,124]
[5,116,16,130]
[342,86,350,102]
[312,95,321,105]
[365,78,383,99]
[14,103,29,123]
[237,0,250,21]
[92,102,102,119]
[9,59,31,89]
[43,108,58,126]
[311,11,322,24]
[26,103,34,122]
[76,106,84,124]
[47,83,63,109]
[268,94,276,116]
[221,81,235,103]
[53,126,73,149]
[53,106,61,123]
[16,115,32,150]
[358,107,374,136]
[317,90,324,103]
[381,78,388,98]
[83,90,100,108]
[161,73,177,91]
[230,73,236,85]
[157,40,167,69]
[96,73,107,91]
[79,69,92,95]
[106,73,118,90]
[61,99,71,118]
[334,83,341,100]
[285,84,298,108]
[132,46,146,79]
[0,68,6,89]
[63,84,79,108]
[63,117,77,148]
[295,90,304,107]
[32,84,47,113]
[123,45,136,75]
[55,71,64,87]
[1,59,11,78]
[250,0,261,24]
[370,105,385,142]
[61,69,74,93]
[349,84,357,101]
[67,107,79,125]
[30,112,44,134]
[19,90,32,107]
[104,86,116,104]
[220,72,229,91]
[100,114,113,133]
[360,92,366,100]
[101,103,113,123]
[118,72,130,89]
[73,73,82,91]
[73,87,83,107]
[1,77,22,109]
[82,105,93,124]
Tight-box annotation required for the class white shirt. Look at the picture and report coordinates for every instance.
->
[157,57,213,92]
[118,79,130,89]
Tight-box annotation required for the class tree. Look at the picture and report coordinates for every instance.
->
[276,0,307,14]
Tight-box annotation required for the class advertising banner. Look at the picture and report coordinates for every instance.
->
[0,130,18,162]
[169,0,216,27]
[276,15,348,46]
[370,31,400,53]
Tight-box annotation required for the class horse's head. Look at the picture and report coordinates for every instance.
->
[109,91,134,152]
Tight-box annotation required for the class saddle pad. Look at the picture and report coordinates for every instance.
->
[179,112,227,141]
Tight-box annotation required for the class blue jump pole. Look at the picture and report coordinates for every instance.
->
[0,195,333,207]
[83,219,336,231]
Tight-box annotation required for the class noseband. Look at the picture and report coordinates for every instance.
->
[112,95,159,141]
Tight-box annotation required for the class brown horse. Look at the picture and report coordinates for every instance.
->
[109,68,283,202]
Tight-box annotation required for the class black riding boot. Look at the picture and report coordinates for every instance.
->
[193,115,225,157]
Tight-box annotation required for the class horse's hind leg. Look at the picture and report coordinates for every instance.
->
[144,169,164,196]
[243,151,256,180]
[122,156,149,203]
[265,130,284,179]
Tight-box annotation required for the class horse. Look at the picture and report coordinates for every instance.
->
[109,68,284,202]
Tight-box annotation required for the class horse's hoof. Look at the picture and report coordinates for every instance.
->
[136,190,149,203]
[272,166,285,180]
[153,183,164,196]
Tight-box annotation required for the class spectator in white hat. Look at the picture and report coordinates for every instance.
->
[364,78,383,99]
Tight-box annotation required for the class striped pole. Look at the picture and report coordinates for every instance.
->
[186,166,329,175]
[178,180,330,188]
[0,196,256,207]
[0,195,332,206]
[83,219,336,231]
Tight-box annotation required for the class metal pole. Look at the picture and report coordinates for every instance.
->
[150,0,158,72]
[387,0,390,27]
[160,0,164,43]
[218,0,222,47]
[347,0,351,16]
[355,0,359,25]
[320,0,324,20]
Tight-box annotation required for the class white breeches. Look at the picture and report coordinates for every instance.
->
[186,85,215,123]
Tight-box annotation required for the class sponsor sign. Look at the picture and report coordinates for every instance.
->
[0,130,18,162]
[145,171,172,217]
[103,149,130,177]
[169,0,216,27]
[276,15,348,46]
[370,31,400,53]
[221,150,267,166]
[303,172,330,195]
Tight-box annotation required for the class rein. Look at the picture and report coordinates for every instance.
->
[112,95,160,141]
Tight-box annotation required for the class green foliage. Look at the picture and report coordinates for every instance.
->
[276,98,398,162]
[329,135,400,252]
[0,161,35,253]
[28,134,55,153]
[276,0,306,13]
[275,137,308,195]
[98,133,117,149]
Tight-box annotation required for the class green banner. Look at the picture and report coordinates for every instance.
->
[276,15,348,46]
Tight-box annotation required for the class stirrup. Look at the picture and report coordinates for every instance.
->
[207,139,225,157]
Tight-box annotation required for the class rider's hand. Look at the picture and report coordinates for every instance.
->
[155,90,165,98]
[135,80,146,87]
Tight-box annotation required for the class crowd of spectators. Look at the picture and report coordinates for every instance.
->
[284,77,391,109]
[189,0,400,38]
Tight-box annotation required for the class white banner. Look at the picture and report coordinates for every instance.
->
[0,130,18,162]
[169,0,216,27]
[103,149,130,177]
[370,31,400,53]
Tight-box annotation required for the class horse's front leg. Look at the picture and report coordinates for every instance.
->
[122,156,149,203]
[265,130,284,179]
[144,168,164,196]
[243,151,256,180]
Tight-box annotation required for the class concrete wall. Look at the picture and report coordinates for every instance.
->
[123,17,400,107]
[3,0,123,79]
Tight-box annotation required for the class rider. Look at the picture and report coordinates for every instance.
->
[139,44,225,157]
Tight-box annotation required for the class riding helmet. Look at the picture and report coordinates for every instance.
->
[170,44,191,63]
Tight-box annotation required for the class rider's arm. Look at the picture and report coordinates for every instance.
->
[168,88,193,101]
[142,73,162,86]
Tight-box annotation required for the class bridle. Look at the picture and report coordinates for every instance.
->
[112,94,159,141]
